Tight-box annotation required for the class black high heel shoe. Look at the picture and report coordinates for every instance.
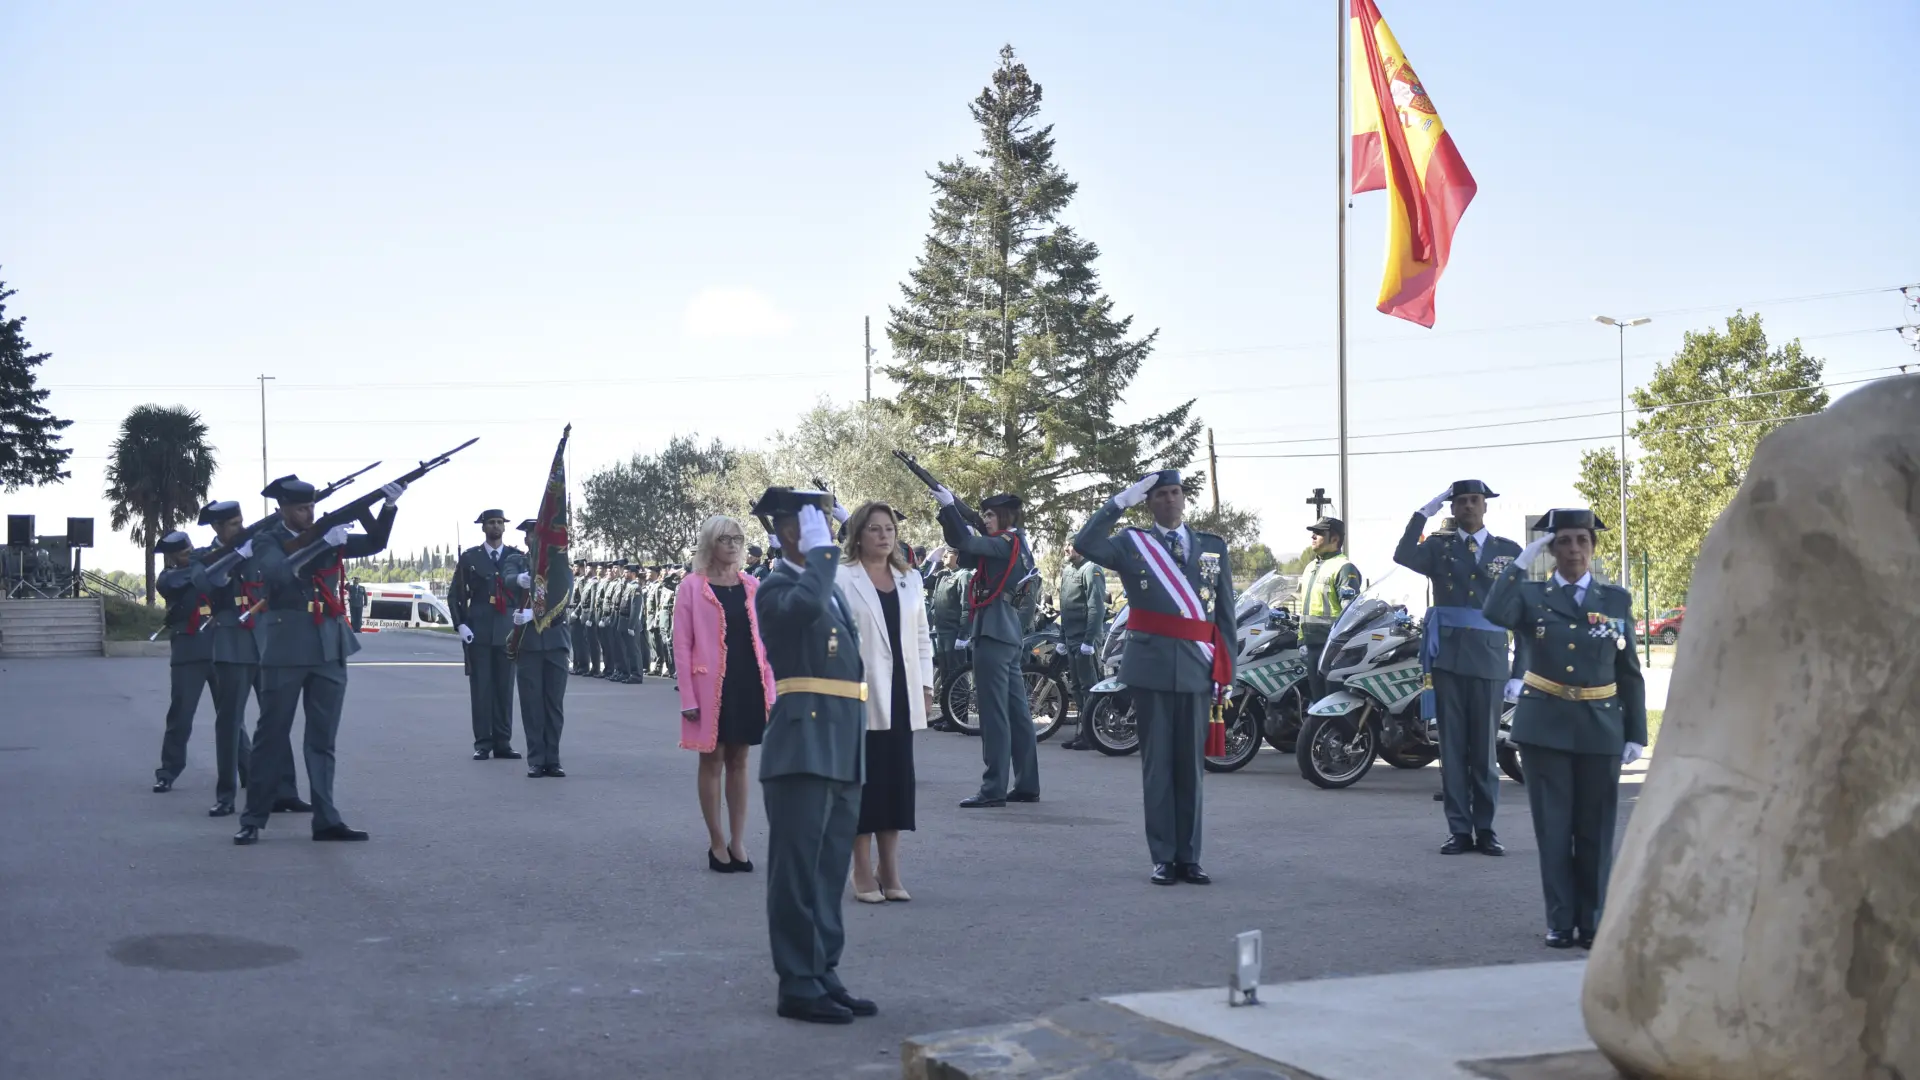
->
[708,850,735,873]
[729,854,754,873]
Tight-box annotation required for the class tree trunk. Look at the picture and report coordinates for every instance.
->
[142,515,156,606]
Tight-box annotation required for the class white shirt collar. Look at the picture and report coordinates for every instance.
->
[1158,523,1188,543]
[483,541,503,555]
[1552,571,1593,591]
[1466,527,1490,548]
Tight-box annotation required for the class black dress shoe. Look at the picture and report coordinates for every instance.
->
[152,777,173,793]
[544,765,566,778]
[1433,790,1445,801]
[729,855,753,873]
[272,797,312,813]
[959,795,1006,808]
[827,988,878,1017]
[1178,863,1212,885]
[472,749,492,761]
[1544,930,1576,949]
[312,824,369,841]
[776,994,853,1025]
[233,825,260,845]
[1061,738,1089,750]
[528,766,545,778]
[1577,929,1596,950]
[1440,833,1473,855]
[1006,792,1040,803]
[1150,863,1178,886]
[208,800,236,818]
[494,748,522,760]
[1476,831,1506,856]
[709,851,735,873]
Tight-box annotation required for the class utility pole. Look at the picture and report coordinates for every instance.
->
[864,316,873,404]
[1334,0,1351,542]
[1207,428,1220,514]
[1593,315,1651,581]
[257,374,276,516]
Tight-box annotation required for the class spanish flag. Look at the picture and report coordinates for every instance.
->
[1349,0,1476,327]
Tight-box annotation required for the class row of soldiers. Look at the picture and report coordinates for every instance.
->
[568,560,682,682]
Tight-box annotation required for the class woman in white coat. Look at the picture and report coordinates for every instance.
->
[837,501,935,903]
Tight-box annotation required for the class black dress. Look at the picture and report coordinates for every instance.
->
[857,587,917,834]
[711,582,766,747]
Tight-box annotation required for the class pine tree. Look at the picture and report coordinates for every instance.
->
[0,274,74,491]
[884,46,1201,541]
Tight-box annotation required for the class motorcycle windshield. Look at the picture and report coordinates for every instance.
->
[1319,598,1400,677]
[1235,570,1298,625]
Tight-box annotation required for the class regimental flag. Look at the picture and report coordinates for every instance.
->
[1349,0,1476,327]
[508,425,572,659]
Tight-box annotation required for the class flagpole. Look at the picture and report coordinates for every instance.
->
[1335,0,1351,535]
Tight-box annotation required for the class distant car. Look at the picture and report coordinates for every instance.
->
[1637,606,1685,645]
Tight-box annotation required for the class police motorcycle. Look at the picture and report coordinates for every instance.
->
[941,607,1069,744]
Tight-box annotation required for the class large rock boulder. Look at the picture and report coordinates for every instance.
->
[1583,375,1920,1078]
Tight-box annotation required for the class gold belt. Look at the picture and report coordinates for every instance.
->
[774,677,868,702]
[1523,672,1617,701]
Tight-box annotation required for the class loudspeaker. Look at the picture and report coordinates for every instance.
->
[6,515,33,547]
[66,517,94,548]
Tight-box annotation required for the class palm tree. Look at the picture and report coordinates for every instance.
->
[103,405,217,604]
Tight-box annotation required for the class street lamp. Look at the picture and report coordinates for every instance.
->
[1592,316,1651,584]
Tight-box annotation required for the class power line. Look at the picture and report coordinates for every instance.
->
[1218,411,1821,461]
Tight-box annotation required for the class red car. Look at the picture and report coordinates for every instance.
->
[1637,606,1685,645]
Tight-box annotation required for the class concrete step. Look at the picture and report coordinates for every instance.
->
[0,598,105,658]
[903,1002,1301,1080]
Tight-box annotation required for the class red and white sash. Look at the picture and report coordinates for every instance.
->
[1127,528,1213,666]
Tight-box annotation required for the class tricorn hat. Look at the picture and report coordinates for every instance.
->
[979,492,1023,512]
[1539,508,1607,534]
[1447,479,1499,500]
[261,474,316,504]
[197,500,242,526]
[474,510,507,524]
[751,486,832,531]
[153,530,193,555]
[1306,516,1346,536]
[746,545,764,558]
[516,518,537,533]
[1146,469,1185,493]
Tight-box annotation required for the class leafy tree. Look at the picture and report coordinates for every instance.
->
[581,434,736,562]
[102,405,217,603]
[1575,312,1827,609]
[1186,501,1277,583]
[0,274,73,491]
[883,45,1202,543]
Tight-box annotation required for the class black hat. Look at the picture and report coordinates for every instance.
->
[516,518,537,532]
[197,500,242,526]
[261,474,316,504]
[153,530,192,555]
[1539,508,1607,534]
[1307,516,1345,536]
[474,510,507,524]
[747,545,763,558]
[979,492,1023,512]
[1447,480,1499,500]
[751,486,832,529]
[1146,469,1185,493]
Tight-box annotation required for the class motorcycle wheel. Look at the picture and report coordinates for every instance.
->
[1295,708,1378,789]
[1204,695,1261,773]
[1260,685,1304,754]
[1027,672,1066,743]
[1380,741,1438,769]
[1498,743,1526,784]
[1084,695,1139,756]
[943,671,983,737]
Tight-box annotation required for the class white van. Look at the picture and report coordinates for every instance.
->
[360,582,454,630]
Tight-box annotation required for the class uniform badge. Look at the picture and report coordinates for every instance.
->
[1486,555,1512,575]
[1198,552,1221,609]
[1535,624,1546,638]
[827,629,839,659]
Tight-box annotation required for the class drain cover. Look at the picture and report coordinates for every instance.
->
[108,933,300,972]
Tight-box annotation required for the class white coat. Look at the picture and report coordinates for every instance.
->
[836,560,935,732]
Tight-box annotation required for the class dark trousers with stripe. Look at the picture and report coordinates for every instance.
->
[1520,744,1622,934]
[1434,670,1502,837]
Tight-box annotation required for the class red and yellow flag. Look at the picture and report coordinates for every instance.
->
[1349,0,1476,327]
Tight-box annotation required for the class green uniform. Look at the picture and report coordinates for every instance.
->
[928,567,971,710]
[450,542,522,754]
[1058,558,1107,716]
[506,553,573,772]
[154,554,219,793]
[937,504,1038,802]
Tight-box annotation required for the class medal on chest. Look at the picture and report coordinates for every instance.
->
[827,628,840,659]
[1197,552,1221,611]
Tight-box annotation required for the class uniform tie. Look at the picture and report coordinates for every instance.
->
[1162,529,1186,567]
[1465,536,1480,558]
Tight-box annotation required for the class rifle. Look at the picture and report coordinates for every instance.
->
[892,450,987,533]
[200,460,382,580]
[277,438,479,574]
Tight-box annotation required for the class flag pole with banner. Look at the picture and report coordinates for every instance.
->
[507,424,572,661]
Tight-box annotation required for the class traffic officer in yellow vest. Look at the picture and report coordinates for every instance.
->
[1483,508,1646,949]
[1296,517,1362,707]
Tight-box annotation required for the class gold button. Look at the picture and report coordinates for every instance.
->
[1569,624,1577,630]
[1567,643,1576,651]
[1565,665,1575,673]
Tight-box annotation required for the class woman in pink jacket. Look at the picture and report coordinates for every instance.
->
[675,515,778,874]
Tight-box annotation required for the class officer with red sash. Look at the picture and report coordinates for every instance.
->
[1075,470,1236,885]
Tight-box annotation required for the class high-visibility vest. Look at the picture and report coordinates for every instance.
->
[1299,552,1354,626]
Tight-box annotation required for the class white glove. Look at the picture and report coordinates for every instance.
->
[512,608,533,626]
[1622,741,1644,765]
[235,540,254,560]
[796,504,834,550]
[1115,473,1158,509]
[831,500,850,525]
[323,525,351,548]
[457,624,475,644]
[1419,488,1451,518]
[1519,533,1554,565]
[516,572,531,589]
[1053,642,1069,656]
[1504,678,1523,703]
[931,485,956,507]
[955,638,971,649]
[1078,643,1095,656]
[380,481,406,505]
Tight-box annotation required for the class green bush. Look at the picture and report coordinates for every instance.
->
[103,595,167,641]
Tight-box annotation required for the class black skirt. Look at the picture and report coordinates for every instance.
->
[712,582,766,747]
[857,588,916,834]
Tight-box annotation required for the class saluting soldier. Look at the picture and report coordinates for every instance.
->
[1056,544,1109,751]
[1075,470,1235,885]
[926,548,970,733]
[509,519,573,778]
[151,531,220,798]
[931,488,1040,808]
[752,488,875,1025]
[449,511,522,761]
[1296,516,1363,706]
[1483,509,1647,949]
[1394,479,1524,856]
[233,474,404,844]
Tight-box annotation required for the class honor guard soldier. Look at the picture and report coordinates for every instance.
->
[1395,479,1525,856]
[751,488,876,1025]
[926,548,970,732]
[233,474,404,844]
[509,519,573,778]
[1296,517,1362,706]
[151,531,220,798]
[1056,543,1108,751]
[585,564,609,677]
[192,502,265,816]
[450,511,522,761]
[627,565,648,682]
[604,563,630,683]
[655,568,680,678]
[932,487,1040,808]
[567,561,590,675]
[1075,470,1235,885]
[1483,509,1647,949]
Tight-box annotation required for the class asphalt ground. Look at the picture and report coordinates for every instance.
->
[0,629,1641,1080]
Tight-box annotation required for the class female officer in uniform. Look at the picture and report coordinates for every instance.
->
[1483,508,1648,949]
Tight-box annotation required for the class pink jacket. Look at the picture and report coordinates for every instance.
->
[674,572,777,753]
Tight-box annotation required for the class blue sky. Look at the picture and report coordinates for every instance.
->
[4,0,1915,588]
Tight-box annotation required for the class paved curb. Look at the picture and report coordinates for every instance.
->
[902,1000,1318,1079]
[103,641,169,658]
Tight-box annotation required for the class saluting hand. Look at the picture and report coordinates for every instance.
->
[1419,489,1451,518]
[1518,533,1553,566]
[796,505,834,550]
[1115,473,1158,509]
